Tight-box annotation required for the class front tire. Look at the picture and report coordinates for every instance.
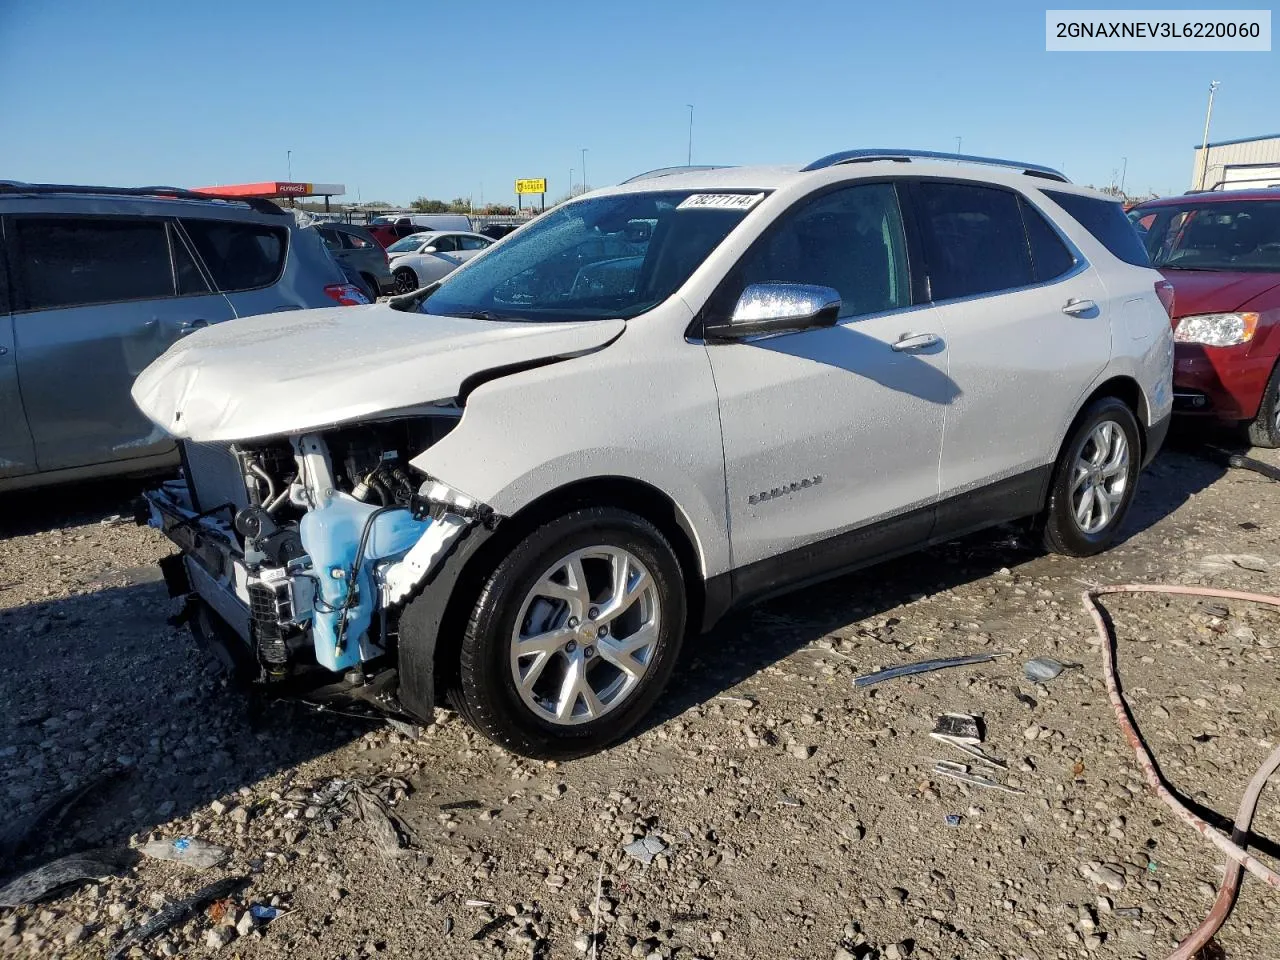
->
[447,508,686,759]
[393,266,419,295]
[1245,360,1280,448]
[1040,397,1141,557]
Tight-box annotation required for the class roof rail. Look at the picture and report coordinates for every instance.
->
[801,149,1069,183]
[621,165,733,184]
[0,181,288,216]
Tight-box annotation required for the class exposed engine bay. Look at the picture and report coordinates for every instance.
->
[141,413,498,716]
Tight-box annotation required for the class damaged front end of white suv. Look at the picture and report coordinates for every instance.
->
[131,302,623,719]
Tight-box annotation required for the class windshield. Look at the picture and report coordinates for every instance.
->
[387,234,431,253]
[422,190,763,322]
[1130,200,1280,272]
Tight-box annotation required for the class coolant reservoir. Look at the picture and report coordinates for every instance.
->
[299,494,431,672]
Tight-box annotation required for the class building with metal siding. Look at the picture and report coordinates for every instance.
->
[1191,134,1280,191]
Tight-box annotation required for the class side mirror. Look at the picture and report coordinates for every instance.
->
[423,246,438,254]
[704,283,841,341]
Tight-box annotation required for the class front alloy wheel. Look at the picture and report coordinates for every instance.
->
[446,508,686,759]
[510,546,660,725]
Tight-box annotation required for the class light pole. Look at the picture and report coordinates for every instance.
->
[287,150,292,181]
[580,148,588,194]
[1198,80,1221,190]
[1120,157,1128,196]
[955,136,962,154]
[687,104,694,165]
[569,168,574,197]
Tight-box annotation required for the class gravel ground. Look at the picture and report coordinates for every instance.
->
[1,431,1278,960]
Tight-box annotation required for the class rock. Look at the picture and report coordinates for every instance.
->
[210,799,228,816]
[574,933,591,953]
[229,806,251,825]
[788,743,816,760]
[236,911,256,937]
[205,926,236,949]
[62,924,87,946]
[1081,862,1126,891]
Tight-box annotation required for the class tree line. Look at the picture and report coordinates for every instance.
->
[410,197,517,216]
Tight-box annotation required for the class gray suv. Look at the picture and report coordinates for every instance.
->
[0,183,361,493]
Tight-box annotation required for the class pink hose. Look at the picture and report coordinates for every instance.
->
[1082,584,1280,958]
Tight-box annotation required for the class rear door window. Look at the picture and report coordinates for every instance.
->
[1044,190,1151,267]
[458,235,489,251]
[430,234,459,253]
[915,181,1033,300]
[316,227,342,251]
[168,223,211,296]
[14,217,174,310]
[181,219,288,291]
[340,230,375,249]
[1018,197,1076,282]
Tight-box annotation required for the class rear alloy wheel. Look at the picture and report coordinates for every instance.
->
[447,508,686,758]
[1245,360,1280,448]
[1041,397,1141,557]
[393,266,419,295]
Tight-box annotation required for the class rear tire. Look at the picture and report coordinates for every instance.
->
[1244,360,1280,448]
[393,267,419,295]
[358,273,379,301]
[1040,397,1142,557]
[444,507,686,759]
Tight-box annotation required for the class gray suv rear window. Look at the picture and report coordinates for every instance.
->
[16,217,173,310]
[181,219,287,292]
[1044,190,1150,267]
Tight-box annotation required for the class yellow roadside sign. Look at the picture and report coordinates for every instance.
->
[515,178,547,195]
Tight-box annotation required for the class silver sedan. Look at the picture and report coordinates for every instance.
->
[387,231,494,293]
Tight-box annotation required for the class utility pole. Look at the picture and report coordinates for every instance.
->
[955,136,962,154]
[287,149,292,181]
[581,148,588,194]
[1120,157,1128,196]
[569,168,574,197]
[687,105,694,165]
[1198,80,1221,190]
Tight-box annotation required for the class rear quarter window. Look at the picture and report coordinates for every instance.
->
[1044,190,1150,267]
[15,217,174,310]
[181,219,288,292]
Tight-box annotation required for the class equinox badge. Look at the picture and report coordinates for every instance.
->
[748,475,823,506]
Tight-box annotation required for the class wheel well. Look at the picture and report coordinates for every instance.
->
[1079,376,1147,452]
[430,477,706,695]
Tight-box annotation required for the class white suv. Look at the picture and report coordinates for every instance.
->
[133,150,1174,758]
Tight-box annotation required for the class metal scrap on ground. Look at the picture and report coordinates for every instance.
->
[0,849,137,907]
[853,652,1011,687]
[105,875,247,960]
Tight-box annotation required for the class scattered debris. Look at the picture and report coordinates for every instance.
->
[932,761,1024,795]
[139,836,228,869]
[1226,452,1280,482]
[1195,554,1272,574]
[249,903,282,922]
[106,876,247,960]
[439,799,484,811]
[932,713,983,742]
[1115,906,1144,919]
[352,784,413,860]
[1023,656,1080,683]
[386,718,421,739]
[776,793,803,807]
[0,848,136,907]
[470,914,513,941]
[853,651,1010,687]
[464,899,495,908]
[944,815,962,827]
[931,735,1008,770]
[622,835,668,865]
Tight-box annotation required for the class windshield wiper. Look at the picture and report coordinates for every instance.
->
[455,310,511,321]
[1158,264,1223,272]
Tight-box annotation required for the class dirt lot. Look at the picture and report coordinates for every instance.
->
[1,429,1277,960]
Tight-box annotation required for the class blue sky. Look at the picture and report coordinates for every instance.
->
[2,0,1275,204]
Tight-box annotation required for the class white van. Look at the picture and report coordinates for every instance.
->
[404,214,473,232]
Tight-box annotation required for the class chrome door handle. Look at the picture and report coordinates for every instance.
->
[891,332,940,352]
[1062,298,1096,316]
[0,346,8,356]
[177,319,209,333]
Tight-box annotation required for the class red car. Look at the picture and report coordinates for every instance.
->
[1129,189,1280,445]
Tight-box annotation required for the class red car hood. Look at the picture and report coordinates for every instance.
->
[1159,268,1280,318]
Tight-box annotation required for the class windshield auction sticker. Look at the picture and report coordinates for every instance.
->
[1046,9,1270,50]
[676,193,765,211]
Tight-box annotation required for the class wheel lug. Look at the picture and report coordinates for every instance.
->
[567,617,579,628]
[598,625,608,638]
[588,607,599,620]
[565,640,577,653]
[583,645,595,658]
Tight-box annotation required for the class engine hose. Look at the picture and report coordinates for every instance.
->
[1082,584,1280,959]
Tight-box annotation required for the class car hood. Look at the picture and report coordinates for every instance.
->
[1160,268,1280,317]
[131,304,625,442]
